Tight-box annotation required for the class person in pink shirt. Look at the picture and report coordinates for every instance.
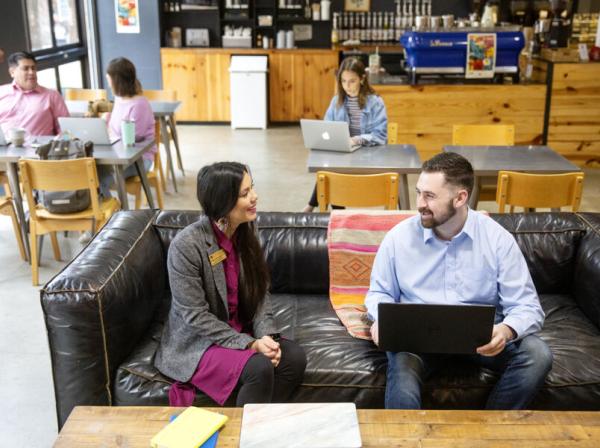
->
[97,57,156,198]
[0,51,69,137]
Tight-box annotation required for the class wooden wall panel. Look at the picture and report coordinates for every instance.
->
[204,54,230,121]
[161,49,202,121]
[378,84,546,161]
[269,53,303,121]
[269,51,338,121]
[301,53,338,119]
[547,62,600,163]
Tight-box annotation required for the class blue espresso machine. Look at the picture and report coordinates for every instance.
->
[400,28,525,84]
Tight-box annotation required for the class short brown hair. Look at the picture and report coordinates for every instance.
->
[422,152,474,197]
[106,57,141,97]
[336,57,376,109]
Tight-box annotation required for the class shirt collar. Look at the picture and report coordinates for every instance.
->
[422,208,475,243]
[12,81,42,94]
[211,220,234,254]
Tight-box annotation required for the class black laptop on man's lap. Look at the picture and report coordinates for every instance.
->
[378,303,496,354]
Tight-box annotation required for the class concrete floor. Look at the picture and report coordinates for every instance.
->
[1,124,600,446]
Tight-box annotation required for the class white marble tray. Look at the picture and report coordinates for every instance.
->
[239,403,362,448]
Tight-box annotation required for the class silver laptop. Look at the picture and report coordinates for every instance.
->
[0,127,6,146]
[58,117,119,145]
[300,119,361,153]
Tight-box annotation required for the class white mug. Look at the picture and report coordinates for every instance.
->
[9,128,26,147]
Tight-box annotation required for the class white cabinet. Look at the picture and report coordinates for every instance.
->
[229,56,268,129]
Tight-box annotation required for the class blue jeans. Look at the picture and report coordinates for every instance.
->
[385,334,552,410]
[97,158,153,198]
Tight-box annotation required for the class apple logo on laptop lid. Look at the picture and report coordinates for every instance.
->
[321,131,330,140]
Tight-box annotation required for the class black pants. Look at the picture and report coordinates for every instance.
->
[236,338,307,406]
[308,184,345,209]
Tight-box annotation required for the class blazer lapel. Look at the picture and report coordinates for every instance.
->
[200,217,229,316]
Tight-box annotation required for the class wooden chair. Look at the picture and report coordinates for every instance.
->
[316,171,399,212]
[0,172,26,261]
[452,124,515,146]
[19,158,120,285]
[64,88,108,101]
[496,170,584,213]
[452,124,516,202]
[125,121,165,209]
[388,122,398,144]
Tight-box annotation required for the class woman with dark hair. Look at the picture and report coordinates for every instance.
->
[155,162,306,406]
[98,57,156,198]
[303,57,388,212]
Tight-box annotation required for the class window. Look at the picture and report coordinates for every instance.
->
[25,0,88,92]
[37,68,58,90]
[58,61,83,89]
[26,0,53,51]
[52,0,80,46]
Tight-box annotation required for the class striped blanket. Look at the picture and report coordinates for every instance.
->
[328,210,416,340]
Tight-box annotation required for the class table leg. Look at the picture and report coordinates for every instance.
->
[113,165,129,211]
[135,159,156,209]
[167,114,184,175]
[7,162,30,262]
[161,117,178,193]
[398,174,410,210]
[469,176,481,209]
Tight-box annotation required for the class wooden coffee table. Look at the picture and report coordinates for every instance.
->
[54,406,600,447]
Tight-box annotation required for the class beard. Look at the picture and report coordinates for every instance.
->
[419,199,457,229]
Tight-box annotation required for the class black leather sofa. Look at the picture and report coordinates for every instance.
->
[41,210,600,428]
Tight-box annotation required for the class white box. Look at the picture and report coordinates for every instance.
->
[222,35,252,48]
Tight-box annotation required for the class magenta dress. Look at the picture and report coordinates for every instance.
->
[168,223,256,406]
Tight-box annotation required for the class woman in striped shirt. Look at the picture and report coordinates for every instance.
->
[303,57,388,212]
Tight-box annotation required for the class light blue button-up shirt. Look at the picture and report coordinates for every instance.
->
[324,94,387,145]
[365,209,545,339]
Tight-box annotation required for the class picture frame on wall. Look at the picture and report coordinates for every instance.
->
[344,0,370,12]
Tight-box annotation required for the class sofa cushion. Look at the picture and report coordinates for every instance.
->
[491,213,585,294]
[115,292,600,410]
[532,294,600,409]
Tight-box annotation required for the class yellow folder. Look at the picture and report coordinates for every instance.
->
[151,407,228,448]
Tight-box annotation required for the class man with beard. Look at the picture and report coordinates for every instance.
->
[365,152,552,410]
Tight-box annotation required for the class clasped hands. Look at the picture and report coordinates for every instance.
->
[250,335,281,367]
[370,321,515,357]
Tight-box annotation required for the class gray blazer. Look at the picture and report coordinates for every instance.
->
[154,215,277,382]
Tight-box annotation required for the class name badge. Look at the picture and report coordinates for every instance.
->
[209,249,227,266]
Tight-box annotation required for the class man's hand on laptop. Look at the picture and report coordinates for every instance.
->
[370,321,379,346]
[476,323,516,357]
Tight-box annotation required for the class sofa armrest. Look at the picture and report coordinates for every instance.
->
[40,210,167,428]
[573,213,600,330]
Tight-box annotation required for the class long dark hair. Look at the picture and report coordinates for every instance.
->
[336,57,376,109]
[106,57,142,97]
[197,162,270,323]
